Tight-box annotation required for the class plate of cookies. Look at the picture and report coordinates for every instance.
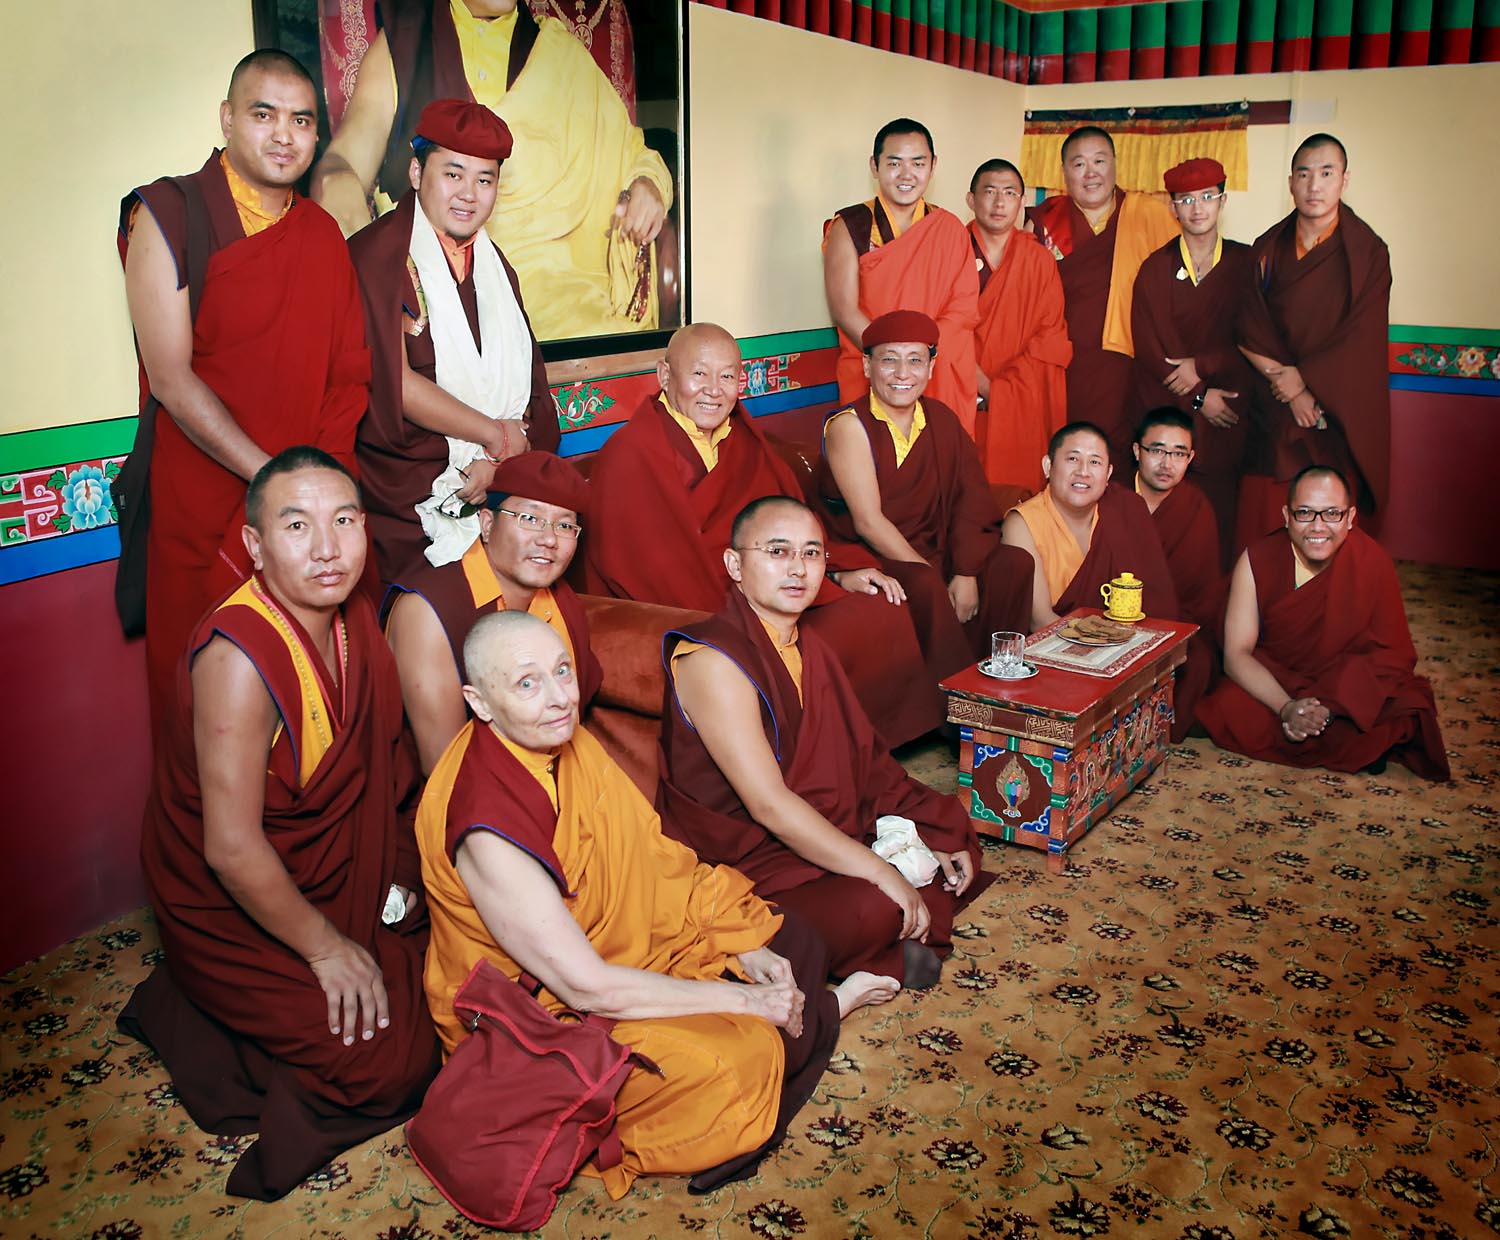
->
[1057,615,1138,646]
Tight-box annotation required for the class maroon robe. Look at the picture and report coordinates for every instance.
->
[1129,237,1256,566]
[1030,189,1135,469]
[582,395,942,746]
[119,585,439,1201]
[1052,484,1207,742]
[1199,530,1448,779]
[1145,479,1225,644]
[122,152,372,736]
[658,589,988,982]
[383,550,602,706]
[1237,206,1392,532]
[815,394,1035,669]
[349,191,558,584]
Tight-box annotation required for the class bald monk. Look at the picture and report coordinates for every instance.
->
[817,310,1035,671]
[118,448,438,1201]
[659,497,986,989]
[417,610,897,1198]
[967,159,1071,491]
[1028,126,1179,471]
[1199,467,1448,780]
[583,322,943,747]
[1128,158,1255,566]
[1237,134,1391,544]
[1002,422,1207,740]
[384,451,600,774]
[824,118,980,430]
[349,98,558,582]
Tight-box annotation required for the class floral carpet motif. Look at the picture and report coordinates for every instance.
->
[2,564,1496,1240]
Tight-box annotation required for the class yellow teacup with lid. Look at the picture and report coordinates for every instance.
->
[1100,571,1145,622]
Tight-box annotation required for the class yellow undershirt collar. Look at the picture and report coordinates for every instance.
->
[867,393,926,467]
[1177,234,1223,287]
[220,151,292,237]
[496,728,559,811]
[660,392,732,471]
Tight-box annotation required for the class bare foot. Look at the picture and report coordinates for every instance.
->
[834,971,901,1018]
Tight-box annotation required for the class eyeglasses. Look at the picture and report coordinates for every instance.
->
[496,508,583,539]
[1289,506,1349,525]
[983,188,1023,201]
[735,544,826,562]
[1140,445,1192,461]
[1170,190,1226,207]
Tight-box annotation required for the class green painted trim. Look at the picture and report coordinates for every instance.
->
[1243,0,1277,41]
[1276,0,1314,40]
[1397,0,1435,32]
[1314,0,1354,36]
[1355,0,1395,33]
[1437,0,1475,29]
[1390,325,1500,345]
[1133,3,1168,47]
[1032,10,1063,55]
[1168,1,1205,48]
[1478,0,1500,24]
[1098,6,1131,50]
[1203,0,1239,44]
[0,418,139,476]
[739,328,838,355]
[1065,9,1098,52]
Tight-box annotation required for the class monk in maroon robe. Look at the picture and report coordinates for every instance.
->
[583,324,942,747]
[659,498,988,987]
[1028,127,1178,472]
[1237,135,1392,546]
[1004,423,1208,741]
[118,450,439,1201]
[816,310,1034,673]
[383,452,600,775]
[349,100,557,584]
[1200,466,1447,779]
[121,52,372,735]
[1129,158,1256,566]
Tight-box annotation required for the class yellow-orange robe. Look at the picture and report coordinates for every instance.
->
[416,718,786,1198]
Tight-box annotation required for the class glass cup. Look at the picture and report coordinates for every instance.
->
[991,631,1026,678]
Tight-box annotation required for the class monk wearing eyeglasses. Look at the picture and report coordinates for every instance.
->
[384,451,602,774]
[1128,158,1255,566]
[658,496,987,990]
[1199,466,1449,779]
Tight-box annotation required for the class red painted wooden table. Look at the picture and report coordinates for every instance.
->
[940,610,1197,874]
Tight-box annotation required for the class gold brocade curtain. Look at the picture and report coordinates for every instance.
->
[1021,103,1249,199]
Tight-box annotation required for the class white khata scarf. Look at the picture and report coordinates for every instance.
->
[410,202,532,566]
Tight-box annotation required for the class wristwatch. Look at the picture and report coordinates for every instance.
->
[1191,392,1206,412]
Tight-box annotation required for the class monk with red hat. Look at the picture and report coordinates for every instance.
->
[1236,134,1392,547]
[824,119,981,431]
[121,50,373,736]
[350,97,558,585]
[1128,157,1256,567]
[385,451,600,775]
[583,322,945,747]
[966,159,1071,492]
[816,310,1035,672]
[1028,126,1180,473]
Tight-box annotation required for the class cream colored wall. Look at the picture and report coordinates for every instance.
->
[688,5,1026,337]
[1025,62,1500,330]
[0,4,252,436]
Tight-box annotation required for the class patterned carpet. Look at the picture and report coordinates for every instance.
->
[2,563,1495,1240]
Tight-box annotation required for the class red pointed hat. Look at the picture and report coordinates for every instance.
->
[414,99,514,162]
[485,452,590,516]
[862,310,940,351]
[1163,158,1226,195]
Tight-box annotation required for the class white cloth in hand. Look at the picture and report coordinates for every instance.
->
[872,815,940,888]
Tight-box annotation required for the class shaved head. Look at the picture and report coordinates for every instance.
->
[463,609,556,688]
[227,48,316,103]
[664,322,739,369]
[462,610,579,752]
[658,322,742,432]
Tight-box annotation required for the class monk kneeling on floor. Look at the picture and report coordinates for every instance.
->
[416,611,896,1199]
[119,447,439,1201]
[658,496,989,990]
[1199,466,1449,780]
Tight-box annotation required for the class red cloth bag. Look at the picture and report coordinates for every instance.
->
[406,958,652,1230]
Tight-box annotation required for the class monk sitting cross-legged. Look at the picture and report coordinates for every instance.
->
[583,322,943,746]
[1002,422,1209,740]
[416,610,898,1200]
[817,309,1036,673]
[118,448,440,1201]
[658,496,990,990]
[1198,466,1449,780]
